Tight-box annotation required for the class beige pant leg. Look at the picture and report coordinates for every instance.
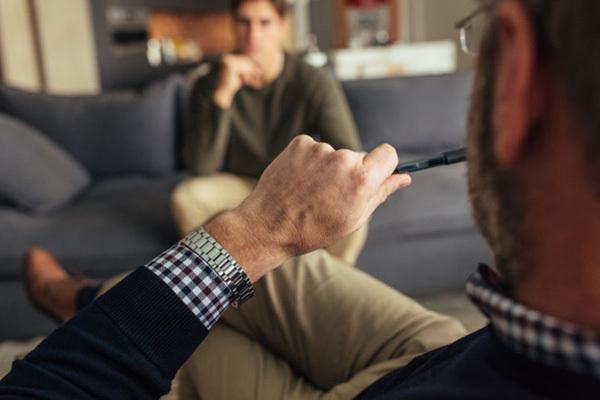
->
[325,224,368,266]
[180,250,467,400]
[181,323,322,400]
[171,173,257,237]
[171,174,368,265]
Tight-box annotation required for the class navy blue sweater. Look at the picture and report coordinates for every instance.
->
[0,268,207,399]
[1,267,599,399]
[359,328,600,399]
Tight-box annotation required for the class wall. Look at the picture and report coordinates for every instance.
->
[309,0,335,51]
[310,0,477,69]
[0,0,99,94]
[1,0,477,93]
[0,0,41,91]
[401,0,477,69]
[34,0,99,94]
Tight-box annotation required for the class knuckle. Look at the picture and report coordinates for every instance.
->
[331,149,354,166]
[336,148,355,158]
[316,142,334,155]
[291,134,311,147]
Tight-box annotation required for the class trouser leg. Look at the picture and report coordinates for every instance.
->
[170,173,257,237]
[180,250,467,399]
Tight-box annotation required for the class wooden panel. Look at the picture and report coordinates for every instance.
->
[34,0,100,94]
[0,0,41,90]
[149,11,236,55]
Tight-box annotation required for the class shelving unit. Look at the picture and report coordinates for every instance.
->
[91,0,234,90]
[334,0,399,48]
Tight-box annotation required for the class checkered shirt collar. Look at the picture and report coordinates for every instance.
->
[466,264,600,379]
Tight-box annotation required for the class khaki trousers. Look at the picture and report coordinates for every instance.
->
[99,250,467,400]
[170,173,368,267]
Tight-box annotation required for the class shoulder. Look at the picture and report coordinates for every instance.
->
[285,54,339,96]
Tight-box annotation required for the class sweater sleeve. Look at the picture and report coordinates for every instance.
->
[0,245,235,400]
[311,71,362,152]
[183,69,234,176]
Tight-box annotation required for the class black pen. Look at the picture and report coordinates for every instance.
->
[395,148,467,174]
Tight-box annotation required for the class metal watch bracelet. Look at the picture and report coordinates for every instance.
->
[181,228,254,307]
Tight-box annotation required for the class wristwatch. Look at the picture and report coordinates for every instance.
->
[181,228,254,307]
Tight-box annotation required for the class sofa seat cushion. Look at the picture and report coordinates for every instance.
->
[0,174,186,279]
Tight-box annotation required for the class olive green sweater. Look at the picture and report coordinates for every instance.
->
[183,54,362,178]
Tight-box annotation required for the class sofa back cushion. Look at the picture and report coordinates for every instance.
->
[342,72,473,153]
[0,76,183,178]
[0,113,90,213]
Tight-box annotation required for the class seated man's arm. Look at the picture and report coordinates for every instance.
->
[183,56,260,176]
[0,263,208,400]
[183,71,233,176]
[0,136,410,400]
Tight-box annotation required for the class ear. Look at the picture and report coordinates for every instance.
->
[492,0,544,167]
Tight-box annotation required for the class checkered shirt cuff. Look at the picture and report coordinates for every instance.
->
[145,244,232,330]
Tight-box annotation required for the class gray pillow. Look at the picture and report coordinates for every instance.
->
[0,76,183,178]
[0,114,91,213]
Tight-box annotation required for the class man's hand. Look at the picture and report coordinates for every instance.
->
[212,54,264,109]
[205,135,411,282]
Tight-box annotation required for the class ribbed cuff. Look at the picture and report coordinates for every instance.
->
[95,267,208,377]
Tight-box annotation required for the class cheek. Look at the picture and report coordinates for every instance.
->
[266,25,285,42]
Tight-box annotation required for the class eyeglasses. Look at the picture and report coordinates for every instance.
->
[455,2,495,56]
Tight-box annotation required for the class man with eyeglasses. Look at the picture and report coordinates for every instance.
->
[2,0,600,398]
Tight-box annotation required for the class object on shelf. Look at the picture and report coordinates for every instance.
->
[146,37,202,67]
[336,0,399,49]
[333,40,457,80]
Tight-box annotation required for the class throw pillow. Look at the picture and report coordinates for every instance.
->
[0,113,91,213]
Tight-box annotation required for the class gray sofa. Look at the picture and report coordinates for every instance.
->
[0,71,491,340]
